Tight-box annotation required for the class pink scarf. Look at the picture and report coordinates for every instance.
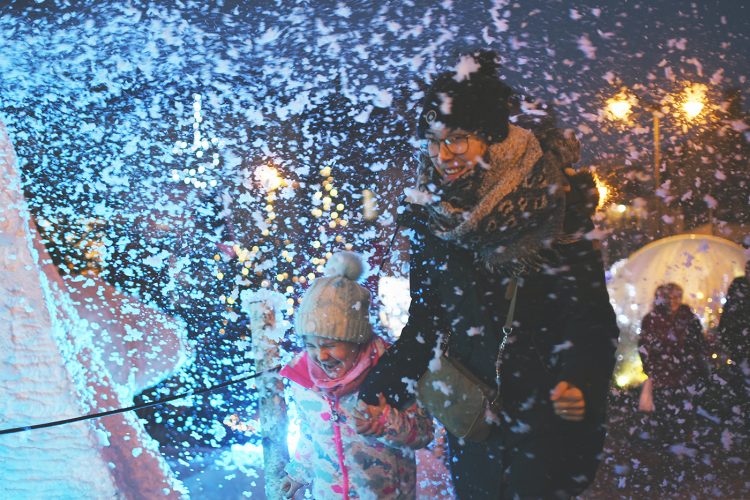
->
[281,337,386,398]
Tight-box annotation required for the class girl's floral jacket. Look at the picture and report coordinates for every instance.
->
[281,341,434,499]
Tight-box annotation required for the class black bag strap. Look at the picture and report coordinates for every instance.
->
[491,278,519,408]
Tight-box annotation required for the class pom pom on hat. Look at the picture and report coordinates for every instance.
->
[417,49,513,144]
[295,251,373,343]
[323,251,366,282]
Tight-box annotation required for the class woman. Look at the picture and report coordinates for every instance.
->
[358,50,619,499]
[639,283,710,446]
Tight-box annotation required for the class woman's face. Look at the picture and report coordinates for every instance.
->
[655,286,682,313]
[303,335,362,378]
[668,289,683,313]
[423,125,488,184]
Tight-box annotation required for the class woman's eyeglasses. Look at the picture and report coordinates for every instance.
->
[419,134,479,158]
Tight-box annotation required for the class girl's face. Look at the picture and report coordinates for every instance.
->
[303,335,362,379]
[423,125,488,184]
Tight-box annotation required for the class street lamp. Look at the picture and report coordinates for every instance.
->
[606,84,707,188]
[606,89,658,189]
[605,83,708,234]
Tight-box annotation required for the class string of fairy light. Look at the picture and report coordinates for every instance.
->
[171,94,222,189]
[309,163,354,274]
[208,157,355,334]
[169,93,359,335]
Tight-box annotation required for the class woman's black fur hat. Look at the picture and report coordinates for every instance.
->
[417,50,513,144]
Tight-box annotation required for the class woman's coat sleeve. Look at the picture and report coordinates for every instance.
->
[359,229,442,409]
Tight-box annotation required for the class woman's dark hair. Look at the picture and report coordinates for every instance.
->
[416,50,513,144]
[653,282,683,309]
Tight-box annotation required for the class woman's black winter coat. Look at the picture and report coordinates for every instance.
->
[359,176,620,497]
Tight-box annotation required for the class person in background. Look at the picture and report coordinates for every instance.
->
[717,260,750,432]
[358,49,619,499]
[638,283,710,448]
[279,251,433,499]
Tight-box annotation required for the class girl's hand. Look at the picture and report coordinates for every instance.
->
[353,393,389,436]
[280,475,303,499]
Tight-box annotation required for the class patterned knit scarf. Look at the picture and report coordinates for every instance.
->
[408,125,575,276]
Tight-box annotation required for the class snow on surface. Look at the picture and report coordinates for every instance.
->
[0,121,188,498]
[0,120,120,498]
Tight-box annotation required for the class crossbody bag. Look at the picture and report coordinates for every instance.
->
[416,278,519,442]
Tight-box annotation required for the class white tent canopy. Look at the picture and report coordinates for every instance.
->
[607,234,748,387]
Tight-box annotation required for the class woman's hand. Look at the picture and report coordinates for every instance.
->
[550,381,585,422]
[280,475,303,499]
[353,393,389,436]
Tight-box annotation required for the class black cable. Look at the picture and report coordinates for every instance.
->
[0,366,280,436]
[377,222,401,278]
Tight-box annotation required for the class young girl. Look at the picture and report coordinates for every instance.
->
[279,251,433,499]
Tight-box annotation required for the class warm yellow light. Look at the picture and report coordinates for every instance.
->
[613,359,647,388]
[256,164,284,192]
[593,173,609,210]
[608,100,631,119]
[681,83,707,120]
[682,100,704,119]
[617,204,627,213]
[606,92,633,120]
